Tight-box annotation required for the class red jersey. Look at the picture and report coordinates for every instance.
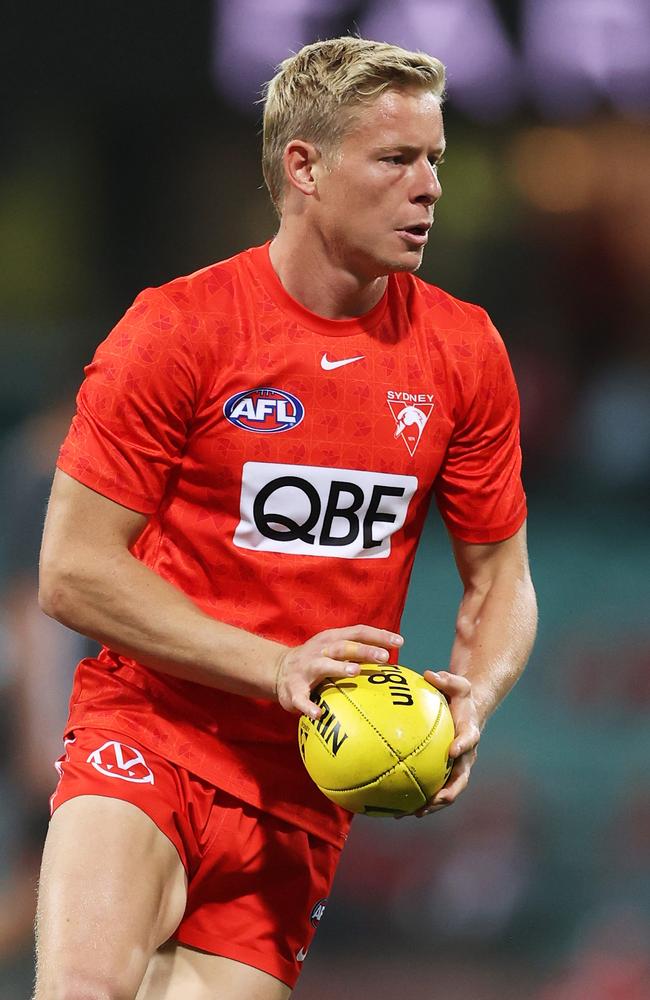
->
[57,242,526,846]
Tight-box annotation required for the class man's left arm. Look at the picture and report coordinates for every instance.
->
[417,521,537,817]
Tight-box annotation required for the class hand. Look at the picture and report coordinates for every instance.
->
[414,669,481,818]
[274,625,404,718]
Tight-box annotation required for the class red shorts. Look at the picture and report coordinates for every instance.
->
[50,727,342,988]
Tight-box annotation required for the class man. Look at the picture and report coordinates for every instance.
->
[36,36,537,1000]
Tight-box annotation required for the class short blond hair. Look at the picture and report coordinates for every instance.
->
[262,36,446,214]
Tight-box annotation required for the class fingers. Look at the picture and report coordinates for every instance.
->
[423,669,471,698]
[320,639,390,665]
[276,625,404,720]
[401,669,481,819]
[414,749,476,818]
[449,720,481,759]
[324,625,404,651]
[423,671,480,757]
[318,625,403,668]
[434,750,474,805]
[277,665,325,718]
[320,655,361,678]
[293,691,322,720]
[277,653,364,717]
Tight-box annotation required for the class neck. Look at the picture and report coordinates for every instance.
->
[269,223,388,320]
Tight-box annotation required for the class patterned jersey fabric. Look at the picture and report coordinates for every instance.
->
[57,242,526,845]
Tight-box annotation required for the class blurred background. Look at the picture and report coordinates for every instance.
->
[1,1,648,997]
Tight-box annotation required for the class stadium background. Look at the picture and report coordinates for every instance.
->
[0,1,648,996]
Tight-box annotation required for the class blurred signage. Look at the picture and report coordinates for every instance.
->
[212,0,650,119]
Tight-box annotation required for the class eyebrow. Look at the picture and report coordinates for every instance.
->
[375,143,446,158]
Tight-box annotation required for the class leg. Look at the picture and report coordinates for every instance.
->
[155,794,340,996]
[34,795,187,1000]
[137,942,291,1000]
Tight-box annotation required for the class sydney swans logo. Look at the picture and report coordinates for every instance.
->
[387,391,434,456]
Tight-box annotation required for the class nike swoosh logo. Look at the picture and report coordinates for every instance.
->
[296,946,308,962]
[321,353,365,371]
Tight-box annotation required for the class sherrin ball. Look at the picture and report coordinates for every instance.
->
[298,664,454,816]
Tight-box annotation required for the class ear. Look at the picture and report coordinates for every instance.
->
[283,139,322,198]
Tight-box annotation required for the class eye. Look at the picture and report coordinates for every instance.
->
[382,155,404,165]
[429,156,445,169]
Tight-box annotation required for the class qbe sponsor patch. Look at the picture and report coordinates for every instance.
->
[233,462,417,559]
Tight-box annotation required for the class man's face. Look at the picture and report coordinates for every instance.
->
[314,87,445,279]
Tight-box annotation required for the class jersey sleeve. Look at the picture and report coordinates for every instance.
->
[57,287,202,514]
[434,312,527,544]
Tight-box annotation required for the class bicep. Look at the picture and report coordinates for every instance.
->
[450,522,531,591]
[41,469,148,570]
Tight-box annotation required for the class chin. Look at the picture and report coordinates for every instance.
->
[353,241,425,280]
[381,250,425,275]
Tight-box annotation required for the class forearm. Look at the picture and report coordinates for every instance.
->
[39,547,285,700]
[450,568,537,729]
[39,471,403,717]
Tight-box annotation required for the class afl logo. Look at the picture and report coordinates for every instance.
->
[224,387,304,433]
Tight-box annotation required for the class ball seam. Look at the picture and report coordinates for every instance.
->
[316,759,403,793]
[335,683,402,759]
[338,680,446,764]
[312,677,449,801]
[402,699,445,797]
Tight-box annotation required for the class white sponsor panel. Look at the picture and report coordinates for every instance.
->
[233,462,417,559]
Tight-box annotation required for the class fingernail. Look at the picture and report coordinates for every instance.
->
[345,664,358,676]
[375,650,389,661]
[392,634,404,645]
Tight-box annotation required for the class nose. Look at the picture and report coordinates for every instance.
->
[412,159,442,206]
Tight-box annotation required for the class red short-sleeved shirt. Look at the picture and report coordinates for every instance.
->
[57,242,526,846]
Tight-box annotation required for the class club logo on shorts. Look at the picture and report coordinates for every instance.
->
[387,390,434,456]
[224,387,304,433]
[86,740,155,784]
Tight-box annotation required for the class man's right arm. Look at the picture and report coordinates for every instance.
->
[39,470,401,719]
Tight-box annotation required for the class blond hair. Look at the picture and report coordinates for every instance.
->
[262,36,445,214]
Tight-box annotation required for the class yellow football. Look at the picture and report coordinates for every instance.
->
[298,663,454,816]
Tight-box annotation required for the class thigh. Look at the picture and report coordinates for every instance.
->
[35,794,187,999]
[174,793,341,991]
[137,942,291,1000]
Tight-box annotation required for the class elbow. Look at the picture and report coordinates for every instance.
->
[38,560,79,625]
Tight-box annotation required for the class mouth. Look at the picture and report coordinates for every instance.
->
[396,224,431,247]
